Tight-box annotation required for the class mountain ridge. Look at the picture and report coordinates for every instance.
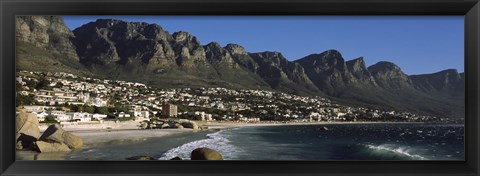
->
[16,16,465,119]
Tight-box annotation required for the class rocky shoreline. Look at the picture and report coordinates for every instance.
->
[16,108,84,153]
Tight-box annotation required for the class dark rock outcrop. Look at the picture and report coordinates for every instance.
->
[249,51,321,95]
[368,61,413,90]
[345,57,378,86]
[126,156,156,160]
[72,19,176,68]
[178,120,199,130]
[191,147,224,160]
[295,50,365,95]
[170,156,183,160]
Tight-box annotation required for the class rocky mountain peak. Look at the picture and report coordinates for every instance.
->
[438,69,460,76]
[92,19,123,28]
[224,43,247,55]
[367,61,401,74]
[346,57,366,71]
[295,50,345,69]
[368,61,412,89]
[205,41,221,47]
[323,49,343,58]
[203,42,234,63]
[410,69,464,95]
[172,31,197,43]
[251,51,288,66]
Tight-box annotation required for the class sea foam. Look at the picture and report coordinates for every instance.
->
[364,144,427,160]
[158,130,241,160]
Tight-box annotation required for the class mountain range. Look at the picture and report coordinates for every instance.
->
[15,16,465,119]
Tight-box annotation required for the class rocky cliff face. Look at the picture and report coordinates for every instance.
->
[16,16,87,75]
[368,61,413,90]
[16,16,79,61]
[203,42,269,89]
[224,43,258,72]
[410,69,464,96]
[171,31,212,72]
[295,50,379,95]
[249,51,321,95]
[72,19,177,68]
[345,57,378,86]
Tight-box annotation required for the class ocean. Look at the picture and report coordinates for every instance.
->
[64,123,464,160]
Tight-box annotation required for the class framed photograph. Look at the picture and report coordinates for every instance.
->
[1,0,479,176]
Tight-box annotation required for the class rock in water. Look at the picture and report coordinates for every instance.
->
[191,147,224,160]
[126,156,156,160]
[35,141,71,153]
[40,124,83,149]
[174,123,184,129]
[15,108,41,149]
[160,123,170,129]
[179,120,199,130]
[139,122,149,129]
[170,156,183,160]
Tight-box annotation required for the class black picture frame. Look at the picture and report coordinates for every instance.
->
[1,0,479,175]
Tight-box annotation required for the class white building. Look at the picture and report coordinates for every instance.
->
[133,110,150,119]
[116,112,131,118]
[22,105,48,113]
[66,112,93,122]
[35,90,78,104]
[92,114,108,120]
[35,112,48,122]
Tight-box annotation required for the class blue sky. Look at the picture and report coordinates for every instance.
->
[62,16,464,75]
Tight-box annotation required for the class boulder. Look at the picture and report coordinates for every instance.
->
[139,122,149,129]
[174,123,184,129]
[191,147,224,160]
[160,123,170,129]
[170,156,183,160]
[16,141,23,150]
[15,109,41,149]
[179,120,199,130]
[126,156,156,160]
[35,141,71,153]
[62,131,84,149]
[40,124,83,149]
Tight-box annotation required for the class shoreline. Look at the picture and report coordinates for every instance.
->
[45,121,429,147]
[39,121,432,148]
[198,121,427,130]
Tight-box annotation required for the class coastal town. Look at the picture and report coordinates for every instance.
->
[15,70,451,127]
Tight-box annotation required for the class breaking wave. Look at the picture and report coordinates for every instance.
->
[362,144,427,160]
[158,130,241,160]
